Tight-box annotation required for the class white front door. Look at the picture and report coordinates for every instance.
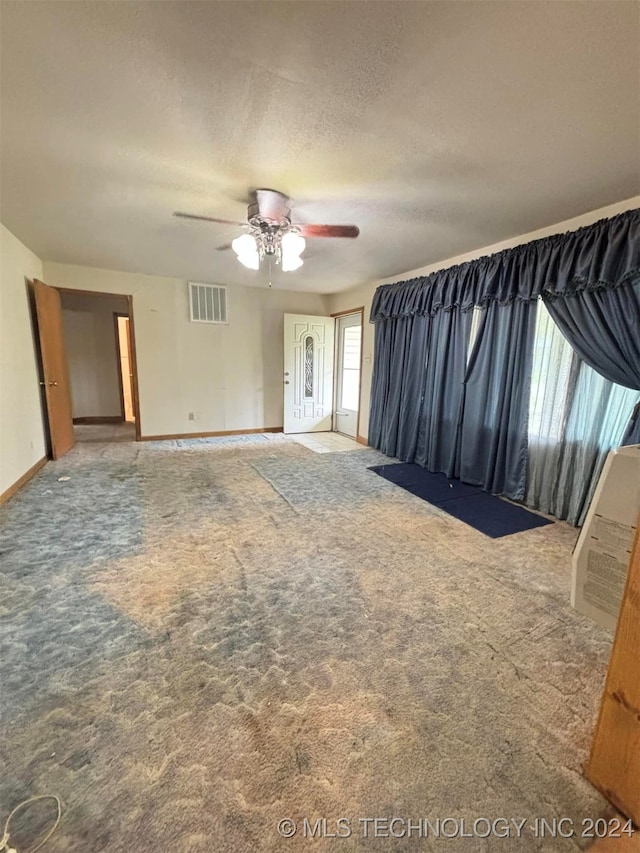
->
[284,313,334,433]
[333,312,362,438]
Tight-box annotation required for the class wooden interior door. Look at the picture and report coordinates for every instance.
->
[114,313,135,423]
[33,279,75,459]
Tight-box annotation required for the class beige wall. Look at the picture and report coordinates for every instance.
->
[62,305,124,420]
[328,196,640,442]
[43,262,329,437]
[0,224,46,494]
[61,291,128,419]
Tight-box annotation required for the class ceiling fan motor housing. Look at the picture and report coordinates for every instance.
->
[248,201,291,227]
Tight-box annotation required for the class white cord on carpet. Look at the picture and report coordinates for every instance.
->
[0,795,61,853]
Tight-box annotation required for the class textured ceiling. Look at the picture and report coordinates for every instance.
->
[1,1,638,293]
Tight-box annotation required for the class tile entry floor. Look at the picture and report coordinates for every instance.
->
[288,431,368,453]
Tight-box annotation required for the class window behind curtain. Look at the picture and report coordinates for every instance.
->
[526,301,640,525]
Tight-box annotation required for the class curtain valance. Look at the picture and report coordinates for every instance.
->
[370,209,640,321]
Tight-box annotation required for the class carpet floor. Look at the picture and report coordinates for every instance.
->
[0,434,614,852]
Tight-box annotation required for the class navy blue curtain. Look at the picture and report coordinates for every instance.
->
[368,315,429,458]
[543,283,640,390]
[369,309,471,466]
[621,402,640,445]
[543,282,640,444]
[368,208,640,510]
[414,308,471,473]
[458,300,537,500]
[371,210,640,321]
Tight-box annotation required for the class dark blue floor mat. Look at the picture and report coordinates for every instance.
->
[369,463,552,538]
[435,492,552,537]
[369,464,484,502]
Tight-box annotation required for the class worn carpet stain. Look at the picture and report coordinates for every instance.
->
[0,434,613,852]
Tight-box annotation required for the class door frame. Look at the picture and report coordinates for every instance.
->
[56,287,142,440]
[330,306,364,441]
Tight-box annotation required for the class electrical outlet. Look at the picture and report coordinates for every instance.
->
[188,412,195,421]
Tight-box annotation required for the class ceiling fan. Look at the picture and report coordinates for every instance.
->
[174,188,359,272]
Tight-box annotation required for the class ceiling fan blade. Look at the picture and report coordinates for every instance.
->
[255,188,290,221]
[297,224,360,239]
[173,211,245,226]
[216,242,233,252]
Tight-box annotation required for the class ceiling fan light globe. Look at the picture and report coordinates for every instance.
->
[237,252,259,270]
[232,233,260,269]
[281,232,305,258]
[232,233,258,257]
[281,255,303,272]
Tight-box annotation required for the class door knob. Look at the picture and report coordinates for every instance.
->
[49,381,58,387]
[40,380,58,386]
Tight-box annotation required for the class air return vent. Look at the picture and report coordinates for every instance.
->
[189,282,228,324]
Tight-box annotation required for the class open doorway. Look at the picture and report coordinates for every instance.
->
[332,308,363,439]
[58,288,140,444]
